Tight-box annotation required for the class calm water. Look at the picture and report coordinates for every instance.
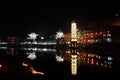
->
[0,48,120,80]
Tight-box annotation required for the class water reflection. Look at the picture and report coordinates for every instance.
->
[23,47,113,76]
[22,48,56,52]
[57,50,113,69]
[22,62,44,75]
[15,47,114,70]
[0,47,113,69]
[26,52,37,60]
[77,53,112,68]
[0,47,114,80]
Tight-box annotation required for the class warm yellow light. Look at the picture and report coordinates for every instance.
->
[22,62,28,67]
[71,55,77,75]
[71,21,77,41]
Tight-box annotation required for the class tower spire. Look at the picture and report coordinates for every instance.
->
[71,21,77,41]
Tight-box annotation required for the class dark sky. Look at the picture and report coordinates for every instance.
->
[1,1,120,37]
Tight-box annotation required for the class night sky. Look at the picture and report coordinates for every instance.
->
[1,1,120,37]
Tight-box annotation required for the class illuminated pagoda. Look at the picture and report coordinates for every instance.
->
[56,29,64,39]
[27,32,38,40]
[70,21,78,75]
[56,29,64,44]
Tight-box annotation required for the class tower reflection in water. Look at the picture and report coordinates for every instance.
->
[62,50,113,69]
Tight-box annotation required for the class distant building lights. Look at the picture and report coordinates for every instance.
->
[106,38,112,42]
[28,32,38,40]
[42,48,48,51]
[108,56,113,61]
[41,37,44,39]
[56,29,64,39]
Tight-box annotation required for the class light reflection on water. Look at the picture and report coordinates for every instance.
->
[0,47,113,69]
[56,50,113,69]
[0,47,115,80]
[21,47,113,69]
[77,53,112,68]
